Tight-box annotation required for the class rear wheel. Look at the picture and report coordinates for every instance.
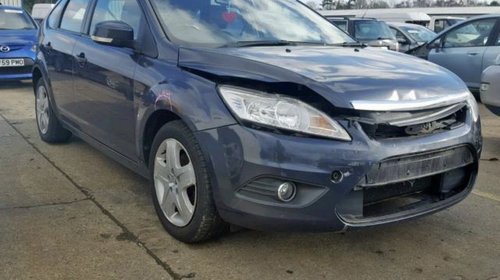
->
[150,121,227,243]
[35,79,71,143]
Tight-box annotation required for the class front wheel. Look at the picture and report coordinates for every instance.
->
[150,121,227,243]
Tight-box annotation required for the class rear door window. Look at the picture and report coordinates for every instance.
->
[353,20,394,41]
[60,0,89,33]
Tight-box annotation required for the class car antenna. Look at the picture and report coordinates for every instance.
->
[360,7,368,19]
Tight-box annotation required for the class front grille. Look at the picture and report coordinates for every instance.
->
[361,145,474,187]
[359,104,467,139]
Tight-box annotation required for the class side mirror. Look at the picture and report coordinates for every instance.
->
[92,21,134,48]
[397,37,408,45]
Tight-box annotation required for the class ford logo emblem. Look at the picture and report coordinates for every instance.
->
[0,46,10,53]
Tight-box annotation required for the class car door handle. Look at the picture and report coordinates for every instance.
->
[467,52,479,56]
[76,52,87,67]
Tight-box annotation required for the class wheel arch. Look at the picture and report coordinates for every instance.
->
[141,108,183,168]
[31,66,45,97]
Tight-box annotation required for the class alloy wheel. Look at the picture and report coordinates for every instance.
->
[36,85,50,134]
[154,138,197,227]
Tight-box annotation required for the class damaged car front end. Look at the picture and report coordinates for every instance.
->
[35,0,481,242]
[180,45,482,232]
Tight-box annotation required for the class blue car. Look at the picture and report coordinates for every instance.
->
[0,6,38,81]
[33,0,482,243]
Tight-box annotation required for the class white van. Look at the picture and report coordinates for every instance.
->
[428,16,465,33]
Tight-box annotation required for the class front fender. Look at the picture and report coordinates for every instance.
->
[135,65,237,166]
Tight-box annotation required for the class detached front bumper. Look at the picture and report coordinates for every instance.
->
[195,111,481,232]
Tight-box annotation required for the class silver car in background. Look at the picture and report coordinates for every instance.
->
[481,56,500,116]
[410,15,500,94]
[388,22,436,53]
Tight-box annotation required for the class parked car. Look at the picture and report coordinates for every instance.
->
[327,17,399,51]
[0,5,37,81]
[34,0,481,243]
[388,22,436,53]
[410,15,500,93]
[480,56,500,116]
[31,3,55,24]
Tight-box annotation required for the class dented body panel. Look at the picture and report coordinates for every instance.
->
[179,46,469,110]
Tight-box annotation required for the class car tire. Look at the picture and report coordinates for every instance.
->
[149,120,228,243]
[35,79,72,143]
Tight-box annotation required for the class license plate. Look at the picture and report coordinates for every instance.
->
[0,59,25,67]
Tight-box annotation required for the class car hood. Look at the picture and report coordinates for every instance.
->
[0,29,38,46]
[178,46,469,110]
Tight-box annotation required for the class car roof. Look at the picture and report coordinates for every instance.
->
[327,16,378,21]
[349,17,378,21]
[388,22,426,28]
[0,5,23,10]
[463,14,500,21]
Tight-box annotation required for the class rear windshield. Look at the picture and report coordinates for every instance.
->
[353,20,395,41]
[149,0,354,47]
[0,9,36,30]
[401,26,436,42]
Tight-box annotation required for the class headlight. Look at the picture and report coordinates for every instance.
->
[30,44,37,52]
[466,91,479,122]
[218,85,351,141]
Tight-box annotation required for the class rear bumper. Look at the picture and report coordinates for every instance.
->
[195,111,481,232]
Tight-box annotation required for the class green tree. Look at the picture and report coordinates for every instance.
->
[322,0,334,9]
[491,0,499,5]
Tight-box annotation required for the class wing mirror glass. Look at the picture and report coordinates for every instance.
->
[92,21,134,49]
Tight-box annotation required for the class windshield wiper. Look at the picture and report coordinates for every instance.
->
[221,40,297,48]
[332,42,367,48]
[221,40,330,48]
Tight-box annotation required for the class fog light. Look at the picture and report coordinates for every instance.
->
[277,182,296,202]
[480,83,489,92]
[331,170,344,184]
